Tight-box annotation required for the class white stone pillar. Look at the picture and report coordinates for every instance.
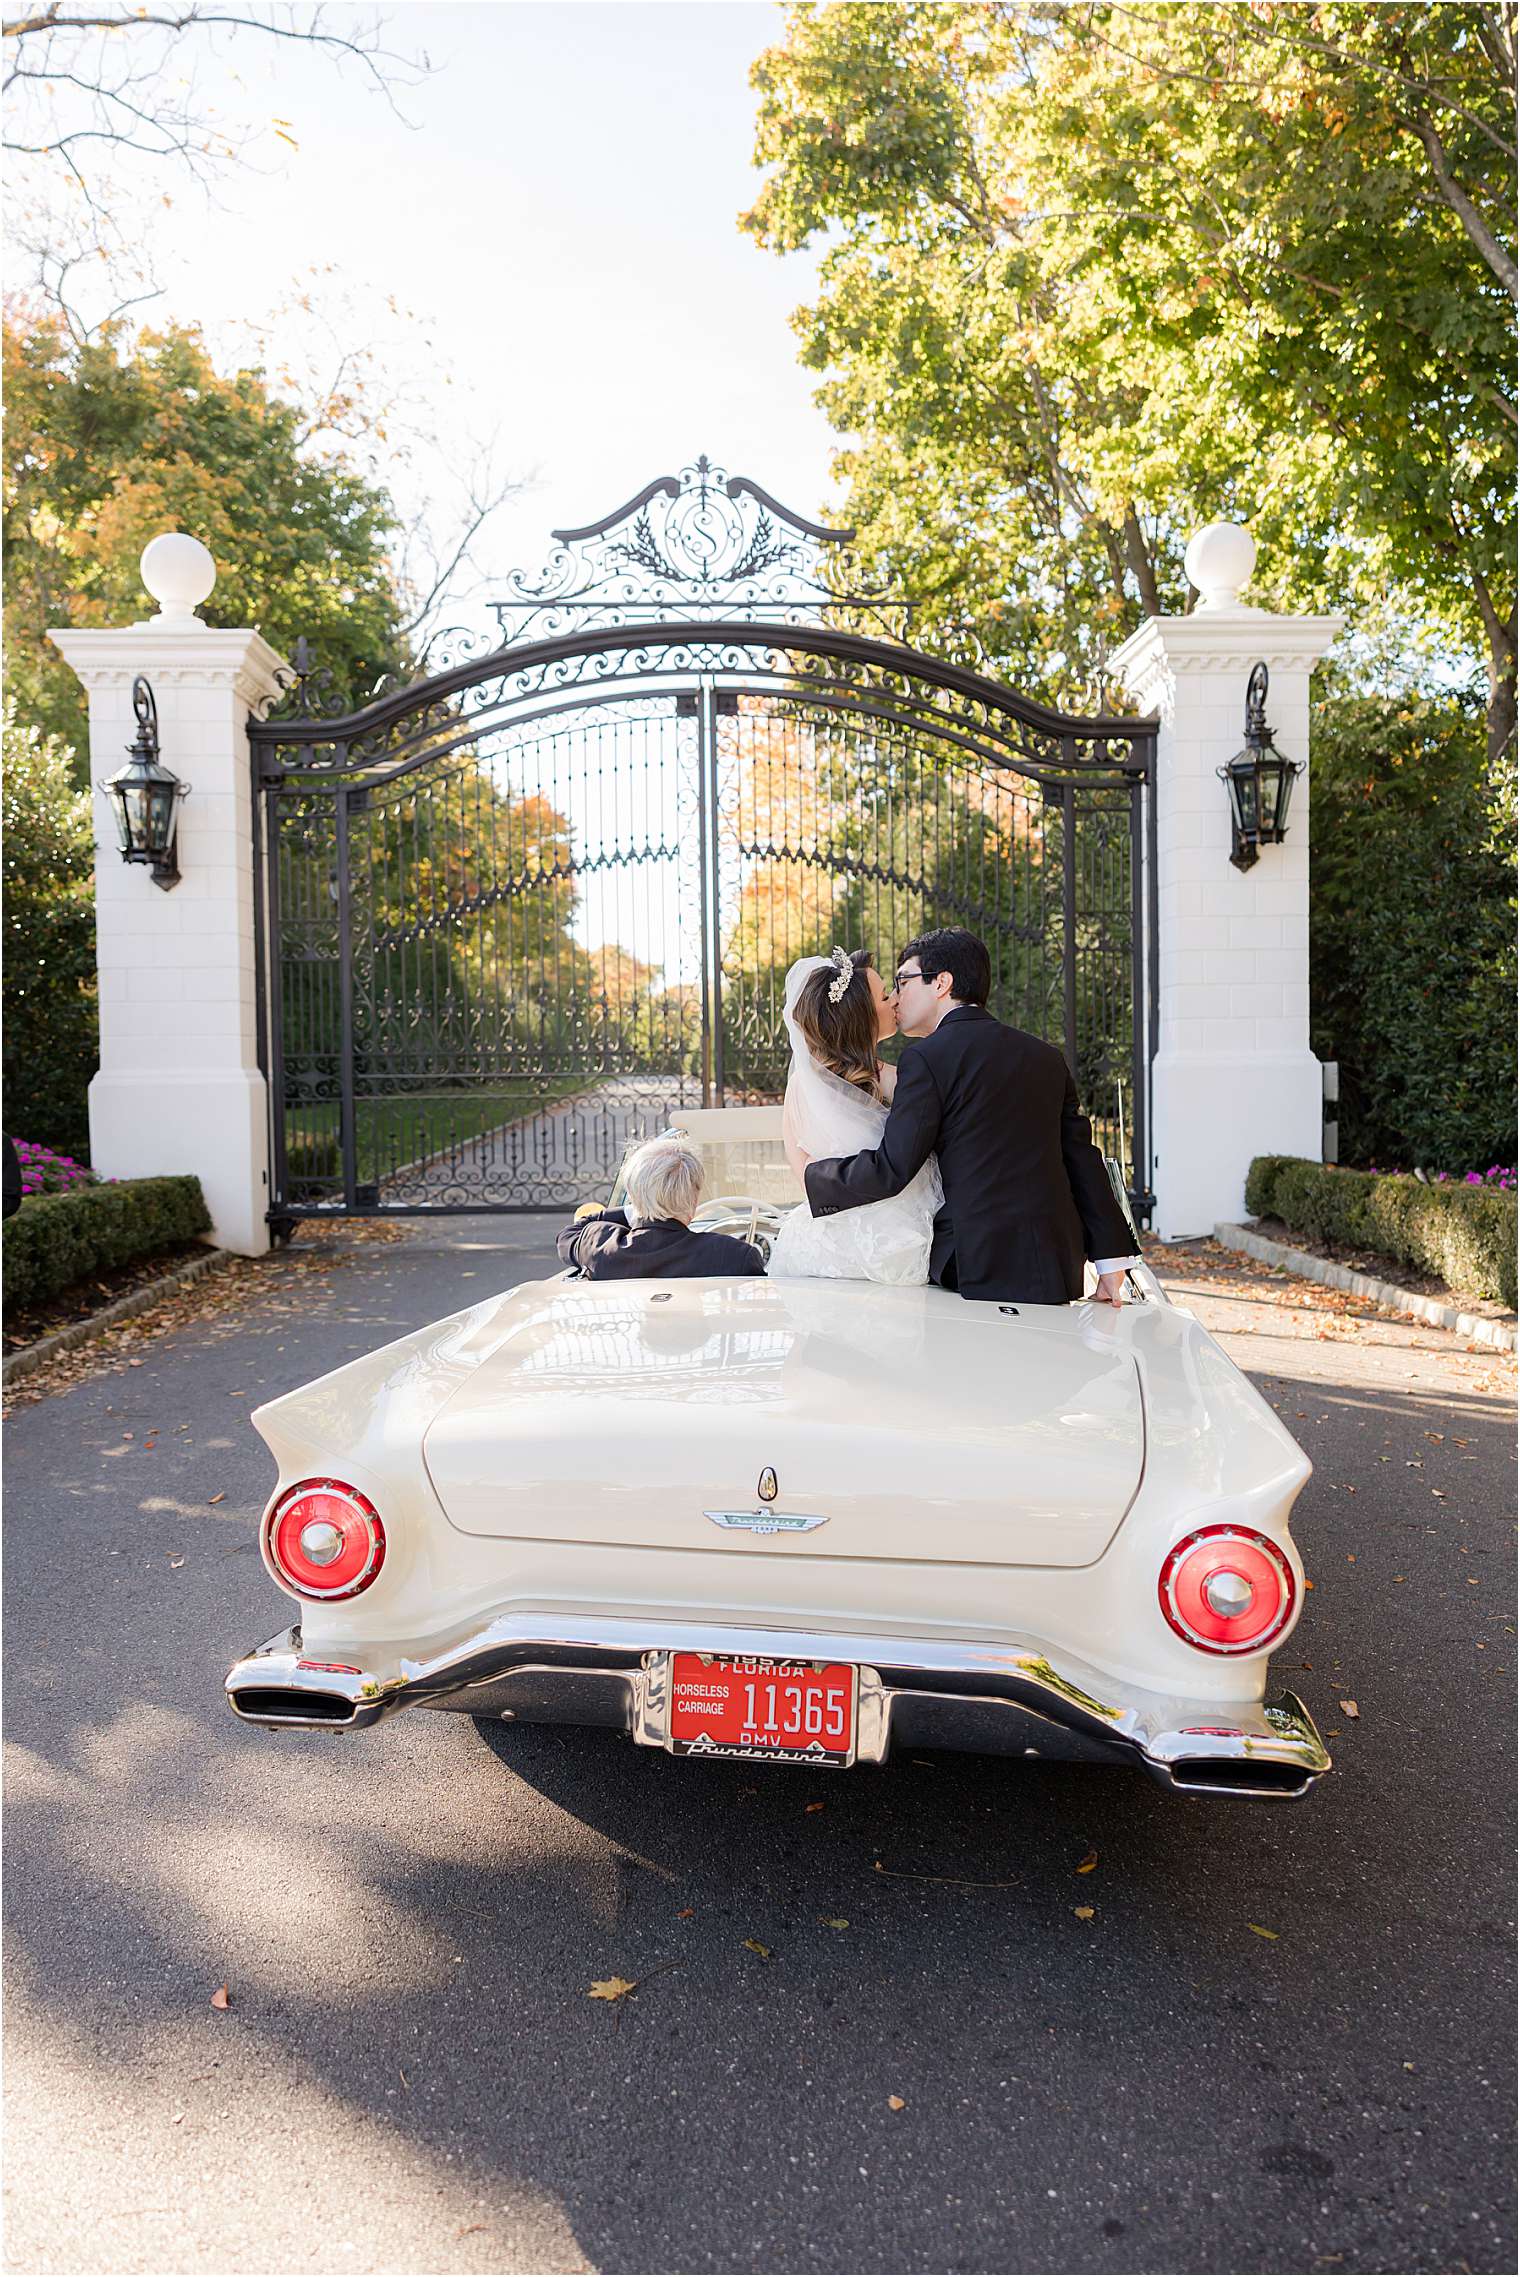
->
[51,538,287,1257]
[1111,525,1342,1241]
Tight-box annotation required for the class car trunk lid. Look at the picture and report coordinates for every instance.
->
[422,1277,1143,1569]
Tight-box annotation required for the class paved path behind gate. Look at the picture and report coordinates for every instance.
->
[3,1223,1513,2275]
[377,1075,690,1208]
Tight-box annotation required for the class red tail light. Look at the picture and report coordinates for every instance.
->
[1158,1526,1296,1655]
[265,1479,385,1601]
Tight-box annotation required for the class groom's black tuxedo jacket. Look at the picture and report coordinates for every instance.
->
[802,1006,1135,1305]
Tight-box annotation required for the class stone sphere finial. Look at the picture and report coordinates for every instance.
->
[1184,522,1256,612]
[140,532,216,627]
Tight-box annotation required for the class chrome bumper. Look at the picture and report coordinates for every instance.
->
[225,1614,1331,1799]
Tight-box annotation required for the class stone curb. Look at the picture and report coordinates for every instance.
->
[1213,1223,1517,1354]
[1,1246,238,1387]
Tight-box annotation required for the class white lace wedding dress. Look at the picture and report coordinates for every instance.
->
[767,956,943,1285]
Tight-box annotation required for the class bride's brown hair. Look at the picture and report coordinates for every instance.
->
[793,949,883,1101]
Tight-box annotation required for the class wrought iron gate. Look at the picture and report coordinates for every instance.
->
[251,460,1156,1226]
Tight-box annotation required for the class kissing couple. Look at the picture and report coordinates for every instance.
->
[769,928,1139,1306]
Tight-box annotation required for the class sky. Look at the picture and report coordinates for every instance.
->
[111,0,839,621]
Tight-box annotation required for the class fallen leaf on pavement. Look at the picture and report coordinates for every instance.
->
[1247,1923,1279,1941]
[742,1939,773,1960]
[820,1917,849,1930]
[1076,1849,1098,1874]
[1073,1906,1095,1921]
[1339,1699,1360,1718]
[676,1908,695,1920]
[804,1802,825,1814]
[168,1556,185,1569]
[588,1976,637,2003]
[210,1984,230,2009]
[887,2095,906,2112]
[208,1493,225,1506]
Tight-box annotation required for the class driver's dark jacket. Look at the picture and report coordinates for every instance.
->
[556,1208,766,1281]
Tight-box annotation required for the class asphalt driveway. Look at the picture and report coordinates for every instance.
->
[3,1220,1514,2275]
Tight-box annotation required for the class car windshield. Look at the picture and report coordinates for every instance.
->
[609,1118,802,1214]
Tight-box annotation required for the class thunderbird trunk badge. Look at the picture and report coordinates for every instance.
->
[704,1509,829,1537]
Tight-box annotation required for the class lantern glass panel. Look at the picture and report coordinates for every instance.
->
[1264,752,1294,839]
[1233,761,1260,834]
[121,782,153,850]
[144,778,177,852]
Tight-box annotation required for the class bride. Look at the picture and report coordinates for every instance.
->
[768,947,943,1284]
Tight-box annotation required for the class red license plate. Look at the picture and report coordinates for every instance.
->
[667,1653,857,1765]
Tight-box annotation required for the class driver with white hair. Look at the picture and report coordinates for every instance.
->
[556,1136,767,1282]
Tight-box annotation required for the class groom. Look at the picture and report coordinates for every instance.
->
[801,928,1140,1306]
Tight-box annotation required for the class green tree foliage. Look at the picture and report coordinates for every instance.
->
[744,3,1516,753]
[1310,681,1515,1167]
[3,306,410,770]
[1,700,97,1156]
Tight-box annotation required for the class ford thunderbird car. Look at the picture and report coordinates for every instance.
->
[225,1109,1331,1799]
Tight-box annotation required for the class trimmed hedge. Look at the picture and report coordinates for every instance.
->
[1246,1157,1516,1310]
[1244,1156,1304,1220]
[2,1176,211,1311]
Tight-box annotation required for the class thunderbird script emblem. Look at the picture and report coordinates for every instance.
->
[704,1509,829,1537]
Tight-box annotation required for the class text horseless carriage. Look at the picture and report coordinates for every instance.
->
[225,1110,1332,1799]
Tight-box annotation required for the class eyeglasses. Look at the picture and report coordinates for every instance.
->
[893,967,926,990]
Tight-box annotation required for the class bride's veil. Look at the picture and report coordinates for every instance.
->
[781,954,890,1157]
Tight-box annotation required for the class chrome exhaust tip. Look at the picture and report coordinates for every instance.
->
[228,1686,360,1728]
[1167,1757,1318,1798]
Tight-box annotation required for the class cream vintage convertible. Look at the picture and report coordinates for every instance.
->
[225,1109,1331,1799]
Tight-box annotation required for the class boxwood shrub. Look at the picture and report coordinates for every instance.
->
[1243,1155,1306,1220]
[1246,1157,1516,1310]
[2,1175,211,1311]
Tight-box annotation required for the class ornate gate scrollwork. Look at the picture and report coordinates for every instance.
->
[251,459,1156,1224]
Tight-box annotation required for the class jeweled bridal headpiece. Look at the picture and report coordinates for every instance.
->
[826,945,854,1004]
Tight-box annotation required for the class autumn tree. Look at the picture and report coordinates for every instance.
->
[745,2,1516,756]
[3,304,411,771]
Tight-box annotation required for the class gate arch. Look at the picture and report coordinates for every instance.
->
[251,460,1156,1227]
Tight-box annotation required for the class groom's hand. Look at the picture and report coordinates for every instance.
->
[1093,1270,1127,1307]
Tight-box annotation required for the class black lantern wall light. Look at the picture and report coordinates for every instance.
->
[1218,661,1303,872]
[98,677,189,890]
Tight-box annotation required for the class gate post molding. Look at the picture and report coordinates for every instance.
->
[1111,525,1342,1241]
[50,539,286,1257]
